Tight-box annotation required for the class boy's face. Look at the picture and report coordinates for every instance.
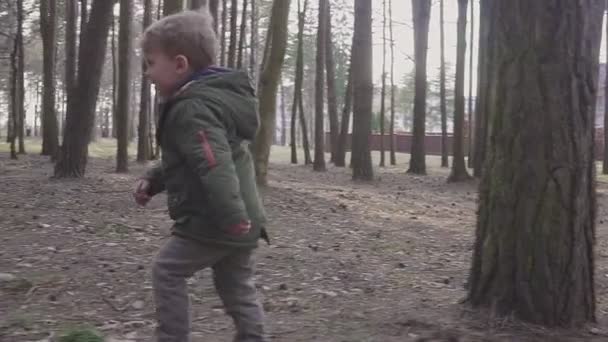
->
[144,50,191,97]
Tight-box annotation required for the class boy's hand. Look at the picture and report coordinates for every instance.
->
[133,179,152,206]
[226,220,251,236]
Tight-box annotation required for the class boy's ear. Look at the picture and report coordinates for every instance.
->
[175,55,190,73]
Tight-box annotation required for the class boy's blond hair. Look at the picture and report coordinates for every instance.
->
[142,10,218,70]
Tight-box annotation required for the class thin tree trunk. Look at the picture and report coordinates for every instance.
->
[80,0,88,33]
[466,0,474,168]
[467,0,603,327]
[249,0,258,86]
[407,0,431,175]
[220,0,227,66]
[300,83,312,165]
[351,0,374,180]
[280,78,287,145]
[290,0,307,164]
[40,0,60,158]
[388,0,396,166]
[313,0,327,172]
[65,0,78,101]
[252,0,292,185]
[447,0,471,182]
[9,16,18,160]
[379,0,387,167]
[335,61,353,167]
[237,0,248,69]
[604,0,608,174]
[138,0,153,163]
[34,79,41,137]
[439,0,448,167]
[16,0,25,155]
[111,16,118,138]
[227,0,238,68]
[54,0,115,178]
[325,2,339,164]
[164,0,183,15]
[190,0,205,9]
[209,0,219,32]
[116,0,133,172]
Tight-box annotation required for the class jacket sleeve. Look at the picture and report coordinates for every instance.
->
[170,101,250,229]
[143,164,166,196]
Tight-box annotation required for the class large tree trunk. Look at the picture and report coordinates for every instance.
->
[237,0,248,69]
[325,2,339,164]
[335,62,353,167]
[379,0,387,167]
[16,0,25,155]
[407,0,431,175]
[40,0,60,158]
[190,0,206,9]
[472,0,496,177]
[54,0,115,178]
[138,0,153,163]
[388,0,396,166]
[210,0,219,32]
[313,0,327,172]
[220,0,227,66]
[447,0,471,182]
[65,0,78,102]
[351,0,373,181]
[466,0,474,168]
[467,0,603,327]
[164,0,183,15]
[227,0,238,68]
[116,0,133,172]
[439,0,448,168]
[252,0,292,185]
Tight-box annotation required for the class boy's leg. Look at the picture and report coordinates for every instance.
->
[212,249,267,342]
[152,236,228,342]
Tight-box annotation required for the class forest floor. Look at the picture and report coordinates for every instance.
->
[2,140,608,341]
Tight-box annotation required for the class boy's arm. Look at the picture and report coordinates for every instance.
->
[171,102,250,234]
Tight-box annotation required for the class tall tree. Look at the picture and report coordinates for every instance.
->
[227,0,238,68]
[220,0,227,65]
[252,0,292,185]
[210,0,219,33]
[335,61,353,167]
[249,0,258,84]
[290,0,310,164]
[164,0,183,15]
[236,0,248,69]
[117,0,134,172]
[190,0,206,9]
[466,0,474,167]
[439,0,448,167]
[467,0,603,326]
[138,0,153,162]
[447,0,471,182]
[472,0,496,177]
[16,0,25,154]
[325,2,339,164]
[407,0,431,175]
[313,0,327,171]
[388,0,396,166]
[80,0,88,33]
[40,0,60,158]
[379,0,387,167]
[54,0,115,177]
[65,0,78,104]
[604,1,608,175]
[351,0,373,180]
[8,5,19,160]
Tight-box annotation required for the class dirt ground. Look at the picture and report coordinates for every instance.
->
[2,149,608,342]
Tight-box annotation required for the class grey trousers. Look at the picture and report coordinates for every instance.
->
[152,236,266,342]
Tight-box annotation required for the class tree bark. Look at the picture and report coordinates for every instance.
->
[236,0,248,69]
[467,0,603,327]
[54,0,115,178]
[379,0,387,167]
[407,0,431,175]
[472,0,496,177]
[16,0,25,154]
[220,0,227,66]
[9,12,18,160]
[279,78,286,145]
[325,2,339,164]
[447,0,471,182]
[116,0,133,172]
[190,0,206,9]
[138,0,153,163]
[388,0,396,166]
[210,0,219,32]
[466,0,474,168]
[603,0,608,175]
[351,0,373,180]
[252,0,292,185]
[313,0,327,172]
[290,0,308,164]
[111,16,118,138]
[439,0,448,168]
[164,0,183,15]
[335,61,353,168]
[227,0,238,68]
[65,0,78,101]
[40,0,60,158]
[249,0,258,86]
